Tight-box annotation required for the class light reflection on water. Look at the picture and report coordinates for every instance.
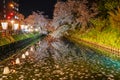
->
[34,38,120,79]
[1,38,120,79]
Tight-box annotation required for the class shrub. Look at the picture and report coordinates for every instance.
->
[109,7,120,30]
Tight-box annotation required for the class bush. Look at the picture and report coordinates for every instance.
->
[109,7,120,30]
[90,18,108,32]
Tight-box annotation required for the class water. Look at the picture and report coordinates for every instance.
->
[34,38,120,79]
[1,38,120,80]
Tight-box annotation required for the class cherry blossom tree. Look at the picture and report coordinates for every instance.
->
[52,1,74,29]
[52,0,98,31]
[17,13,25,24]
[24,11,49,34]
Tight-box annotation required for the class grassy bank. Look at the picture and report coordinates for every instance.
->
[0,33,43,64]
[0,32,39,46]
[64,34,120,61]
[65,26,120,60]
[67,26,120,50]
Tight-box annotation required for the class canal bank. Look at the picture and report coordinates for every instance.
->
[64,34,120,61]
[0,33,45,61]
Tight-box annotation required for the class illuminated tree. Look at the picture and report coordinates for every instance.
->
[17,13,25,24]
[52,0,98,30]
[52,1,74,29]
[24,11,49,34]
[97,0,120,18]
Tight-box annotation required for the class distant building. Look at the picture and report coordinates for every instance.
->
[0,0,19,20]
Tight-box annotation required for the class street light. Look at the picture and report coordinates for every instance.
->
[29,28,33,32]
[13,23,19,34]
[11,20,14,24]
[24,25,28,32]
[35,28,39,32]
[1,22,8,30]
[20,25,25,33]
[13,23,19,30]
[10,20,14,35]
[10,3,14,8]
[1,22,8,36]
[20,25,24,30]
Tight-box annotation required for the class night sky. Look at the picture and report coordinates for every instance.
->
[19,0,58,19]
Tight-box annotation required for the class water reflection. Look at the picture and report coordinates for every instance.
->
[1,38,120,79]
[34,38,120,79]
